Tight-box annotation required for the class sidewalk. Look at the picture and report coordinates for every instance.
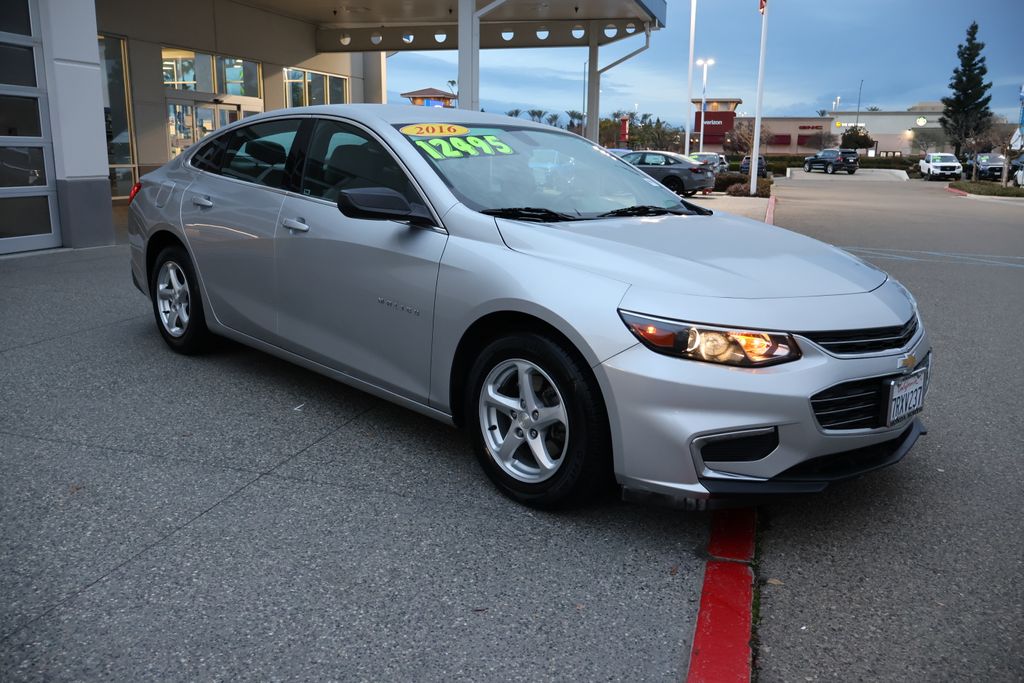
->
[687,193,770,222]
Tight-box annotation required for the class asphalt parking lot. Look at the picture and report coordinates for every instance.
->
[756,175,1024,681]
[2,175,1022,681]
[0,249,706,680]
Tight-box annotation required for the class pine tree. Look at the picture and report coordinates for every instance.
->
[939,22,993,157]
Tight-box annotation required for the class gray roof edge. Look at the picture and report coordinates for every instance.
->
[635,0,668,27]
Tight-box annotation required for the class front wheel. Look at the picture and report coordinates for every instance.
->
[803,162,812,173]
[466,333,612,508]
[847,169,856,175]
[683,189,698,197]
[149,245,210,354]
[826,163,835,174]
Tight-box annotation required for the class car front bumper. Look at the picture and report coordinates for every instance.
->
[597,326,931,503]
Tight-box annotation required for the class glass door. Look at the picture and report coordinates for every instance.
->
[167,100,244,158]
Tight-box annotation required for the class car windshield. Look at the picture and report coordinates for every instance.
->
[977,154,1004,163]
[932,154,958,163]
[396,123,687,219]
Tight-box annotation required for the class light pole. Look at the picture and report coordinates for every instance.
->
[832,95,840,112]
[696,58,714,153]
[684,0,697,156]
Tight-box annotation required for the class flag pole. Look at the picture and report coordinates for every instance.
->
[684,0,697,156]
[749,0,769,196]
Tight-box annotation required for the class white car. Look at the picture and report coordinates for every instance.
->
[1014,166,1023,187]
[919,153,962,181]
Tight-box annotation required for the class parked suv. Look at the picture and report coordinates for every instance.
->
[804,148,859,174]
[739,155,768,177]
[918,153,963,180]
[963,153,1005,181]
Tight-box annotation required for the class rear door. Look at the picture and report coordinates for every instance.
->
[274,117,447,403]
[180,117,304,342]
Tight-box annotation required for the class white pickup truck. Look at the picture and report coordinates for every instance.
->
[919,153,963,181]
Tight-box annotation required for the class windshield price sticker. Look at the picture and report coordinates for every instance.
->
[410,134,516,161]
[399,123,470,137]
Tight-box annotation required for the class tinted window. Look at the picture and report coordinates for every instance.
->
[219,119,301,189]
[0,94,40,137]
[0,43,36,87]
[191,132,231,173]
[622,153,641,164]
[0,0,31,35]
[643,153,666,166]
[301,119,419,204]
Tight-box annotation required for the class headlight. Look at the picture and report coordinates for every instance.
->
[619,311,801,367]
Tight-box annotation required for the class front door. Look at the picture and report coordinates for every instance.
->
[168,97,254,158]
[275,118,447,403]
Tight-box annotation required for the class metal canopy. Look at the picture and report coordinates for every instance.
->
[238,0,667,138]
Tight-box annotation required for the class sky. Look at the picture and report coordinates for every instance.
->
[385,0,1024,128]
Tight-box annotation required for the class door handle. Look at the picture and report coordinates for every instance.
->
[282,217,309,232]
[191,195,213,208]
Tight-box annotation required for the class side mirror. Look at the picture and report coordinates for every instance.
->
[338,187,433,226]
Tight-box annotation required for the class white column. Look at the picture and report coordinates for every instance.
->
[457,0,479,110]
[363,52,387,104]
[37,0,113,247]
[585,27,600,142]
[684,0,696,156]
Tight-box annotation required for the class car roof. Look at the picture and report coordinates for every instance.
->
[235,103,558,132]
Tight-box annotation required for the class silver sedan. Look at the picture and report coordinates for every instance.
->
[128,105,931,508]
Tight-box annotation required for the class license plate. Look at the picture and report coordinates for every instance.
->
[887,369,927,426]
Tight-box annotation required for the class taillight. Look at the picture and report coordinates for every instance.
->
[128,181,142,203]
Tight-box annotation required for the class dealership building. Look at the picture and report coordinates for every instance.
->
[0,0,667,256]
[692,98,949,157]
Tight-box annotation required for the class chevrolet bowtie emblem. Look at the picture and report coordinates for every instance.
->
[899,353,917,369]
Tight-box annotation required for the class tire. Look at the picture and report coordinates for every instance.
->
[923,171,930,181]
[847,169,856,175]
[149,245,211,354]
[465,332,612,508]
[663,176,684,194]
[803,162,811,173]
[683,189,697,197]
[826,163,835,174]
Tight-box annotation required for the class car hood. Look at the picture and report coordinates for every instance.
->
[495,212,887,299]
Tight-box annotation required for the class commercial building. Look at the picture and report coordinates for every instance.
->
[0,0,666,256]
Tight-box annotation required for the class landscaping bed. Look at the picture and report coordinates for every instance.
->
[947,180,1024,197]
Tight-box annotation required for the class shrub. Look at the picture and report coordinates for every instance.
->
[726,180,772,198]
[948,180,1024,197]
[715,171,775,192]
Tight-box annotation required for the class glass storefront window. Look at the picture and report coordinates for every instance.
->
[328,76,347,104]
[0,1,31,36]
[284,68,348,107]
[307,71,326,106]
[108,167,135,198]
[285,68,305,107]
[0,146,45,187]
[162,48,214,91]
[0,43,35,87]
[0,195,50,238]
[168,103,195,157]
[99,36,132,165]
[215,56,260,97]
[0,94,41,136]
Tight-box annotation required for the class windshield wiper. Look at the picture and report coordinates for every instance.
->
[480,207,581,222]
[597,204,690,218]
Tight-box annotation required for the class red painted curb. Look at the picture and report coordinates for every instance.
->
[765,195,777,225]
[687,560,754,683]
[945,186,968,196]
[708,508,757,562]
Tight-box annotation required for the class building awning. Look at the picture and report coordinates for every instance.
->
[400,88,456,99]
[769,134,791,145]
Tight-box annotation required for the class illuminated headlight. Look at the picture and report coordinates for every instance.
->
[619,311,801,367]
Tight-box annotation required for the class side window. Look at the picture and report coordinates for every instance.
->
[301,119,419,205]
[644,154,666,166]
[191,132,230,173]
[622,153,641,164]
[219,118,301,189]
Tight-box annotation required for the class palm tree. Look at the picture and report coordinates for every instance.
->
[545,113,561,127]
[527,109,547,122]
[816,109,828,117]
[866,105,881,111]
[565,110,584,133]
[505,109,522,118]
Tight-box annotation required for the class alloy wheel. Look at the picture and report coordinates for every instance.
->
[478,359,569,483]
[156,261,191,337]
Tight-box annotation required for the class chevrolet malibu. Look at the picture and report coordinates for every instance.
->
[128,105,930,508]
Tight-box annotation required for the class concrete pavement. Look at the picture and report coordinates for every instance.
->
[0,247,707,681]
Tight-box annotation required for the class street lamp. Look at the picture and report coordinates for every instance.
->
[696,58,715,153]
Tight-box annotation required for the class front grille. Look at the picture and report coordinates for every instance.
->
[799,316,918,355]
[810,375,894,430]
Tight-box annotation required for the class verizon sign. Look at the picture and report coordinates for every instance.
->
[693,110,736,134]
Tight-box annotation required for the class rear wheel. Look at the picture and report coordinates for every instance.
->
[149,245,210,354]
[466,333,612,508]
[663,176,684,194]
